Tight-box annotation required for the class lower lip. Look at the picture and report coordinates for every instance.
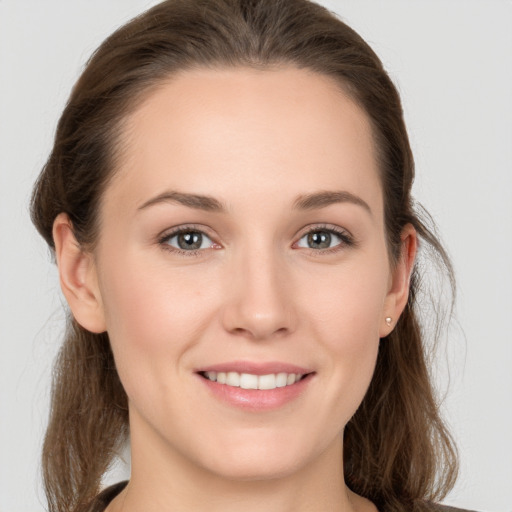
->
[197,373,314,411]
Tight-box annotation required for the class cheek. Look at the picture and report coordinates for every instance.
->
[101,253,201,336]
[96,253,217,390]
[300,258,388,413]
[303,259,389,345]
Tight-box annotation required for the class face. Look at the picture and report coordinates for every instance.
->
[63,67,412,483]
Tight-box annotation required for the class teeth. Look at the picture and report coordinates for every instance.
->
[258,373,276,390]
[203,371,303,390]
[226,372,240,387]
[276,372,288,387]
[239,373,259,389]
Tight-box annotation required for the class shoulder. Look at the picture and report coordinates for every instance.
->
[83,481,128,512]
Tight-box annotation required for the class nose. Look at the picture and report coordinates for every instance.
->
[221,244,297,341]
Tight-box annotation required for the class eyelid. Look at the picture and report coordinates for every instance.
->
[156,222,355,257]
[293,223,355,253]
[158,223,215,239]
[157,224,220,256]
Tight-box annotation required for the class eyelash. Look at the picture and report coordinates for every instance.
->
[157,223,355,257]
[295,224,355,256]
[157,225,217,258]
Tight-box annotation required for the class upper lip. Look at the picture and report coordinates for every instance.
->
[196,361,313,375]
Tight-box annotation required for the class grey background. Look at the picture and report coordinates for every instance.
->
[1,1,511,511]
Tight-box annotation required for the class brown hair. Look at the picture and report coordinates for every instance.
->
[31,1,458,511]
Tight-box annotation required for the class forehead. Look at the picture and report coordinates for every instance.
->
[108,66,382,216]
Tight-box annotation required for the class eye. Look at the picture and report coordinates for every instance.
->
[295,226,353,252]
[160,228,216,254]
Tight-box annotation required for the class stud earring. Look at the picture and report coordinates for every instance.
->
[385,317,392,326]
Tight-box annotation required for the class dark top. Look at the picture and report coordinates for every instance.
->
[87,481,128,512]
[86,481,477,512]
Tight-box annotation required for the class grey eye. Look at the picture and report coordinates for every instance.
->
[167,231,213,251]
[297,230,343,250]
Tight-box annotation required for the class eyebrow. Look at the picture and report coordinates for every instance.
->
[292,190,371,215]
[138,191,224,212]
[138,189,372,215]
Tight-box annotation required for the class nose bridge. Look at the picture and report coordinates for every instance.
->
[222,235,295,340]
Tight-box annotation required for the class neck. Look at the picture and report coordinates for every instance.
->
[108,412,376,512]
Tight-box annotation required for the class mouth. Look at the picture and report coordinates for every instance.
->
[195,363,315,411]
[198,371,308,390]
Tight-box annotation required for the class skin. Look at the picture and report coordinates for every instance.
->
[53,67,416,512]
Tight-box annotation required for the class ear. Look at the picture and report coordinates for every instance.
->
[53,213,106,333]
[379,224,417,337]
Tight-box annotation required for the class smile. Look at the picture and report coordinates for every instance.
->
[196,362,314,410]
[201,371,304,390]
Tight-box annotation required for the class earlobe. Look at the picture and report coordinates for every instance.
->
[380,224,417,337]
[53,213,106,333]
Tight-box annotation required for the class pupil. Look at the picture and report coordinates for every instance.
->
[308,231,331,249]
[178,232,202,250]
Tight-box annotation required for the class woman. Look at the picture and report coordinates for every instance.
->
[30,0,472,511]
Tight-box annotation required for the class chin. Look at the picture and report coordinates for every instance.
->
[202,456,304,483]
[191,432,322,483]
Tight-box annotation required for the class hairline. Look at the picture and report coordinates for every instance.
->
[89,62,390,256]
